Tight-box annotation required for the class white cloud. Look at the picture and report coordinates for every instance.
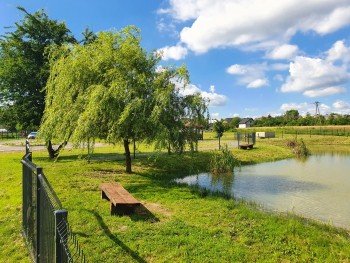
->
[157,8,170,15]
[226,64,247,75]
[227,63,268,88]
[303,86,346,97]
[201,91,228,106]
[307,5,350,35]
[163,0,350,53]
[178,84,228,106]
[281,56,350,97]
[266,44,299,60]
[326,40,350,63]
[247,78,269,88]
[332,100,350,114]
[209,85,215,93]
[333,100,350,110]
[179,83,201,96]
[158,44,188,60]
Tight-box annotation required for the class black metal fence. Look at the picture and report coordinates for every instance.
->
[236,132,256,146]
[281,127,350,137]
[22,140,87,262]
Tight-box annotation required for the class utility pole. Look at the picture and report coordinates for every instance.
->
[314,101,321,125]
[314,101,320,116]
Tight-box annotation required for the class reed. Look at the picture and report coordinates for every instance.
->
[286,138,310,158]
[210,144,241,174]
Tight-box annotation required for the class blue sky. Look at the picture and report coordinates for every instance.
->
[1,0,350,119]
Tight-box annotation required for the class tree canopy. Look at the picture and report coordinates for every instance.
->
[0,7,76,131]
[40,27,208,173]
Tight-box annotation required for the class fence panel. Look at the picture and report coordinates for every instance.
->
[22,142,87,263]
[21,153,38,261]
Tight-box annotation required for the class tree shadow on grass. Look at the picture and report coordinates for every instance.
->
[88,210,147,263]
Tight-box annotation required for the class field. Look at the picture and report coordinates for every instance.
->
[1,133,350,262]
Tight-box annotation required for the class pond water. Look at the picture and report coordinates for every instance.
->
[176,147,350,229]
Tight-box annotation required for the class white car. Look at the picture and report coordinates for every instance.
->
[27,132,37,139]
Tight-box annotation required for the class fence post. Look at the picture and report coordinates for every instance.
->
[36,167,42,262]
[55,210,68,263]
[25,140,32,161]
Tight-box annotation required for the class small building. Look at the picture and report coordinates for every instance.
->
[256,132,275,138]
[238,118,254,128]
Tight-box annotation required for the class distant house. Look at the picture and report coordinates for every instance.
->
[224,118,233,123]
[238,118,254,128]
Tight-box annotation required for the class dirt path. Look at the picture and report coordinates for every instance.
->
[0,140,108,153]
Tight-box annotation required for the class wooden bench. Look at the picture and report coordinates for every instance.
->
[99,182,140,215]
[238,144,254,150]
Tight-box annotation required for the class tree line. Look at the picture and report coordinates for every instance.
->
[0,7,208,173]
[253,110,350,127]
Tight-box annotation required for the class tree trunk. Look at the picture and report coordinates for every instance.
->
[47,140,66,159]
[168,143,171,155]
[124,139,132,173]
[219,137,221,150]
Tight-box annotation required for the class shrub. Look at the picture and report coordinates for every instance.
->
[286,138,310,158]
[210,145,241,174]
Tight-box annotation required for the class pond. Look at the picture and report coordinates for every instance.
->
[176,147,350,229]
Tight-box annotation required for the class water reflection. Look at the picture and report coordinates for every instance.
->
[176,150,350,229]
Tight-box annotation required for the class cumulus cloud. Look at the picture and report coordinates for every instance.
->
[326,40,350,63]
[226,63,268,88]
[226,64,247,75]
[266,44,299,60]
[281,56,350,97]
[226,63,286,88]
[178,84,228,106]
[303,87,346,97]
[332,100,350,114]
[333,100,350,110]
[247,78,269,88]
[163,0,350,53]
[158,44,188,60]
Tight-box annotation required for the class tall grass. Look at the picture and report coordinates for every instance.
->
[286,138,310,158]
[210,145,241,174]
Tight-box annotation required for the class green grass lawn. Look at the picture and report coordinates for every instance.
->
[1,136,350,262]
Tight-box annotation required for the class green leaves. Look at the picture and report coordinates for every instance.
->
[0,7,76,130]
[40,27,208,171]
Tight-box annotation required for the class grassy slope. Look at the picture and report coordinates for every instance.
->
[1,135,350,262]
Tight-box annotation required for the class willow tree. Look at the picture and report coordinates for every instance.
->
[40,26,206,173]
[151,66,208,154]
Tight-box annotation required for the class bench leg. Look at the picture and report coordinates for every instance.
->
[110,203,140,216]
[101,190,110,201]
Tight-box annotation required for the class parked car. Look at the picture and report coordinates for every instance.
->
[27,132,37,139]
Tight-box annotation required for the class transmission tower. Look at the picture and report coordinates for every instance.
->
[314,101,321,116]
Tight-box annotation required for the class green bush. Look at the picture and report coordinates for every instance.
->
[210,145,241,174]
[286,138,310,158]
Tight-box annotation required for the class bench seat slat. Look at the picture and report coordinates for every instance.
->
[99,182,140,210]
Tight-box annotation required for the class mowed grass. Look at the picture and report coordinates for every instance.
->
[1,135,350,262]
